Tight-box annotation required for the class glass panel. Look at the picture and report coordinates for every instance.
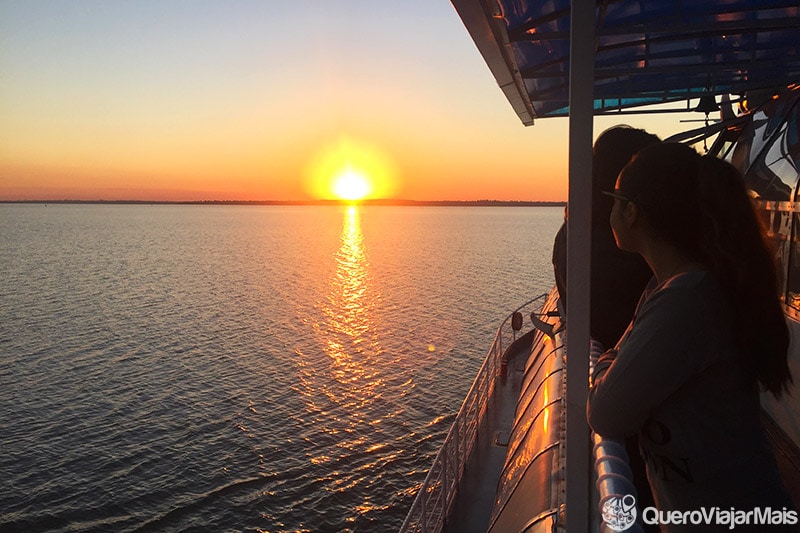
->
[741,98,800,307]
[733,92,800,178]
[759,206,793,304]
[783,106,800,309]
[788,212,800,310]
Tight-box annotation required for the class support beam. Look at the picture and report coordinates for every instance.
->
[565,1,595,532]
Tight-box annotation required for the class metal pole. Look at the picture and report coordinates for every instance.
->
[420,473,427,533]
[566,1,595,531]
[442,440,449,511]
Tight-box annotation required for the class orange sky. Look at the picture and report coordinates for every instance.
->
[0,2,695,203]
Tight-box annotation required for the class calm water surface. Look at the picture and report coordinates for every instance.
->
[0,204,561,532]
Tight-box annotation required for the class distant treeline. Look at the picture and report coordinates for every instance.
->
[4,199,566,207]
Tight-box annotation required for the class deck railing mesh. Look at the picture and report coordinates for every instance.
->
[399,294,548,533]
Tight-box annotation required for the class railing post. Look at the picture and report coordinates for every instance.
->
[420,476,427,533]
[460,402,466,463]
[441,437,450,500]
[498,335,503,365]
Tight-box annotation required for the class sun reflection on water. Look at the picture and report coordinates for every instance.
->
[296,206,392,456]
[321,206,382,389]
[287,206,438,526]
[326,206,371,341]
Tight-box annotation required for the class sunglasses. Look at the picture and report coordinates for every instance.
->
[602,189,632,203]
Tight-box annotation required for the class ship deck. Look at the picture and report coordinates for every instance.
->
[445,334,533,532]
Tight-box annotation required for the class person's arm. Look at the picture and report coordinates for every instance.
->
[587,285,712,437]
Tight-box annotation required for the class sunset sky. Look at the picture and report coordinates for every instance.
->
[1,1,694,202]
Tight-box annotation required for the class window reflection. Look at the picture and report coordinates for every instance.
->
[733,93,798,178]
[742,94,800,307]
[789,213,800,309]
[782,105,800,309]
[760,206,792,302]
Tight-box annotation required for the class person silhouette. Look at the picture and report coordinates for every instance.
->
[588,143,794,525]
[552,125,660,349]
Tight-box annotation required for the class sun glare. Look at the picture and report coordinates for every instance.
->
[333,169,371,201]
[305,136,397,201]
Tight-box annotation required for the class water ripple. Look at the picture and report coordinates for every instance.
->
[0,204,561,532]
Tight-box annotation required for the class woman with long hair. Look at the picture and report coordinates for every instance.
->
[552,125,660,349]
[587,143,794,520]
[552,125,662,513]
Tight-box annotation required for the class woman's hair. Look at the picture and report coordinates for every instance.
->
[618,142,792,397]
[592,125,661,227]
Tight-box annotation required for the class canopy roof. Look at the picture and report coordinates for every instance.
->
[449,3,800,532]
[452,0,800,125]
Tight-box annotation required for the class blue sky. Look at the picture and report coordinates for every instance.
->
[0,1,690,201]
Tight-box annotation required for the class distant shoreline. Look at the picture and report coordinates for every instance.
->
[1,199,566,207]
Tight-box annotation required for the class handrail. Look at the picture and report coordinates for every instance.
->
[399,293,548,533]
[589,339,644,533]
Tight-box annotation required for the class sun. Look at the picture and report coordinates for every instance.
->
[304,136,398,201]
[333,169,371,201]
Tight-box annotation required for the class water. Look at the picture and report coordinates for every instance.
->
[0,204,562,532]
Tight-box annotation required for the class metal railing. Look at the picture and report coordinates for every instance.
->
[399,293,549,533]
[589,339,645,533]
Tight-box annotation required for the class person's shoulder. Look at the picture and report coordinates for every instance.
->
[648,271,724,310]
[660,270,716,291]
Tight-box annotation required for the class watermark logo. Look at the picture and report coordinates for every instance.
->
[600,494,799,530]
[601,494,638,531]
[642,506,798,529]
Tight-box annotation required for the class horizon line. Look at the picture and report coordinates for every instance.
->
[1,198,567,207]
